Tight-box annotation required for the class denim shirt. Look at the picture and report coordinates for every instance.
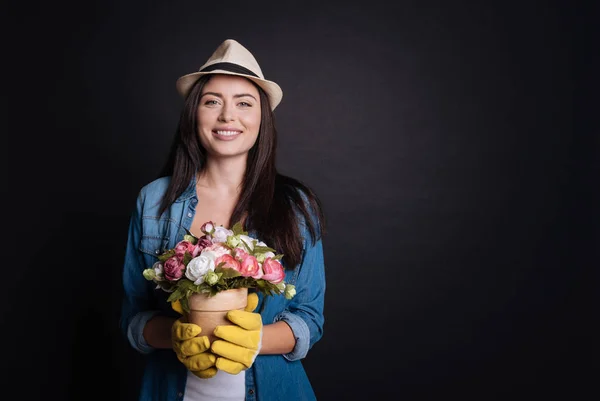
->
[120,176,326,401]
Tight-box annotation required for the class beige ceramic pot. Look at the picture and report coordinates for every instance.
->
[186,287,248,343]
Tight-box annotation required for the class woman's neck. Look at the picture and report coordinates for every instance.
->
[197,156,246,195]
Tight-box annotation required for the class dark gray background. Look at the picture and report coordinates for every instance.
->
[4,1,595,400]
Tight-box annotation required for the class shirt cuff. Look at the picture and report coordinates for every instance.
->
[274,310,310,361]
[127,310,162,354]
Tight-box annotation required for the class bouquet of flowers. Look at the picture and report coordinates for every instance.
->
[143,221,296,313]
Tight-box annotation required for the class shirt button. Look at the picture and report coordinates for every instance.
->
[155,249,160,254]
[248,389,254,395]
[187,212,193,217]
[178,392,183,397]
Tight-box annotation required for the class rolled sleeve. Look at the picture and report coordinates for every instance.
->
[268,203,326,362]
[127,310,162,354]
[274,310,311,361]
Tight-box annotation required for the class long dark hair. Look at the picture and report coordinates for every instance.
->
[158,74,325,268]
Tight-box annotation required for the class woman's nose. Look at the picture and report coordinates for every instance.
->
[218,104,235,122]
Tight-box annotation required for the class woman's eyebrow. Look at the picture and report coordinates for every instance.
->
[201,92,257,101]
[234,93,257,100]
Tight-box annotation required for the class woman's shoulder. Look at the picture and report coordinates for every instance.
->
[137,176,171,203]
[140,176,171,193]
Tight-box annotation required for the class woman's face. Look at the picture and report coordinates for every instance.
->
[196,74,262,160]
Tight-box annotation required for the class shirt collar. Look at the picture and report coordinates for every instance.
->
[174,175,197,202]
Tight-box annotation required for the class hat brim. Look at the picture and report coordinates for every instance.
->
[176,70,283,110]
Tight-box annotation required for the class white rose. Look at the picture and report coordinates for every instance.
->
[153,261,164,281]
[239,234,256,250]
[212,227,233,243]
[185,251,216,285]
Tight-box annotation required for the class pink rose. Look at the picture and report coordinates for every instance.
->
[192,235,213,257]
[239,254,262,279]
[261,258,285,283]
[163,256,185,281]
[215,254,241,272]
[205,243,231,259]
[174,240,195,260]
[234,247,250,262]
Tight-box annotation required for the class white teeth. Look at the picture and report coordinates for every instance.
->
[216,130,239,136]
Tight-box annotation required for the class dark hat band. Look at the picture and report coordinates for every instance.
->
[199,62,259,78]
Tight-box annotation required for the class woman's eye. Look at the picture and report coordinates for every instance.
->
[238,101,251,107]
[205,99,219,105]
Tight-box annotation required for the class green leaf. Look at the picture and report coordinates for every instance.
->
[183,252,193,265]
[240,239,253,252]
[215,266,242,278]
[253,245,278,254]
[177,279,195,291]
[157,249,176,261]
[160,273,292,302]
[156,280,175,292]
[231,221,247,236]
[180,296,190,313]
[183,234,198,244]
[167,287,185,303]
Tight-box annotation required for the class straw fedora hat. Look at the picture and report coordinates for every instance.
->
[176,39,283,110]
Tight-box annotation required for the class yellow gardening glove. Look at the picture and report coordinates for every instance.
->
[171,300,218,379]
[211,292,263,375]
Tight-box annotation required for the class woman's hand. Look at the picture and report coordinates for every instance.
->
[211,292,263,374]
[171,301,218,379]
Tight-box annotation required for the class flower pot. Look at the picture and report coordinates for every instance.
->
[186,288,248,343]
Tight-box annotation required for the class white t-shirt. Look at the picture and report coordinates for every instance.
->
[183,369,246,401]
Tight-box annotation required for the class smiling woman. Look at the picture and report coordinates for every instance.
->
[196,75,262,158]
[119,39,326,401]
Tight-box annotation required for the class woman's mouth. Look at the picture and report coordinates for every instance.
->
[213,130,241,140]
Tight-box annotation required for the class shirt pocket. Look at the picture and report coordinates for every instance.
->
[139,235,170,258]
[139,215,177,257]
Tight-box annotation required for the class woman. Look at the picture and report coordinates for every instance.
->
[120,39,326,401]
